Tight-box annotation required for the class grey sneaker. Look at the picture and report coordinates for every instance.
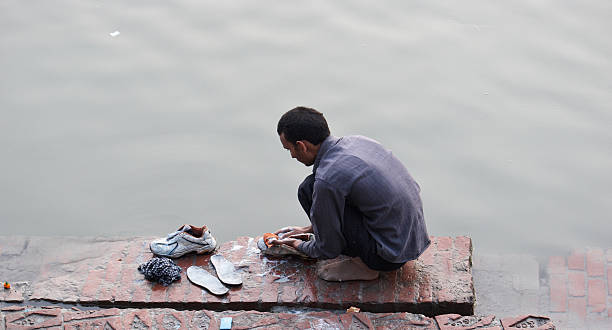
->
[150,225,217,258]
[257,233,314,259]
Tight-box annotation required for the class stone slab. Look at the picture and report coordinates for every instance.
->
[0,306,556,329]
[2,235,474,316]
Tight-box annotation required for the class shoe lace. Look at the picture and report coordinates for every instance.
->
[167,225,191,240]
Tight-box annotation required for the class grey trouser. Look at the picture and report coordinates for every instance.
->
[298,174,404,271]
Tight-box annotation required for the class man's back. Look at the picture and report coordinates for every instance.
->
[314,135,430,263]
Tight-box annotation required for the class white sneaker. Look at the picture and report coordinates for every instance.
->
[257,233,314,259]
[150,225,217,258]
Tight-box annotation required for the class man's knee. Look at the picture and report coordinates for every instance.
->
[297,174,315,216]
[298,174,315,204]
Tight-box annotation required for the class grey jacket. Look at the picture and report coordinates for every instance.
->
[298,135,430,263]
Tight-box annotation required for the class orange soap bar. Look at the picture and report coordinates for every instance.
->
[263,233,279,247]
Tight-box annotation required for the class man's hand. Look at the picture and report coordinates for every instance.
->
[269,238,302,250]
[274,225,313,239]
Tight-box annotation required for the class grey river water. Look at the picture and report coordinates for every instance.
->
[1,0,611,259]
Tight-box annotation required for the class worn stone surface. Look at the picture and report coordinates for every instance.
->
[542,247,612,328]
[473,254,542,317]
[0,306,556,329]
[0,235,474,316]
[474,248,612,329]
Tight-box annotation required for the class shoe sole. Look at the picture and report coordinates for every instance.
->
[150,237,217,258]
[210,254,242,286]
[186,266,229,296]
[150,245,216,258]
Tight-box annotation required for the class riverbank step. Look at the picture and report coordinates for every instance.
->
[0,235,474,316]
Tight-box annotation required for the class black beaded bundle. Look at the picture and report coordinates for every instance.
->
[137,257,181,286]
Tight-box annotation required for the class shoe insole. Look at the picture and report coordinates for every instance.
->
[186,266,229,296]
[210,254,243,286]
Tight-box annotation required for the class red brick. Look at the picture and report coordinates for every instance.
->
[436,250,453,276]
[397,261,418,303]
[223,238,251,304]
[242,239,268,291]
[5,308,62,329]
[326,280,345,305]
[226,285,243,304]
[274,260,301,304]
[6,235,474,313]
[234,254,263,305]
[126,240,151,303]
[184,255,207,303]
[587,278,605,312]
[568,297,586,320]
[436,314,501,330]
[65,317,122,330]
[339,281,362,305]
[317,279,340,305]
[238,311,283,328]
[339,313,374,329]
[2,287,24,302]
[166,256,194,302]
[549,274,567,312]
[227,237,250,264]
[547,256,566,275]
[434,287,450,306]
[278,282,299,303]
[260,274,280,304]
[419,245,435,266]
[205,311,220,329]
[298,267,318,303]
[98,251,124,301]
[372,312,437,329]
[114,267,136,303]
[63,308,120,321]
[437,237,453,251]
[608,266,612,295]
[606,249,612,263]
[586,248,604,277]
[379,269,398,303]
[79,269,105,302]
[149,283,168,302]
[124,239,145,264]
[418,275,433,303]
[122,310,152,329]
[568,272,585,296]
[130,280,149,303]
[203,284,227,305]
[454,236,472,257]
[500,315,554,329]
[189,310,213,329]
[114,240,144,302]
[294,319,314,329]
[567,250,585,270]
[153,309,189,329]
[361,280,381,304]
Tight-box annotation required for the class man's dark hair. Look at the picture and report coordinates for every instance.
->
[277,106,330,145]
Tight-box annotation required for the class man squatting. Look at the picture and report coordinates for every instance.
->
[271,107,430,281]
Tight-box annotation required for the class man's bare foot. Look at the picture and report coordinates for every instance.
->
[315,255,352,269]
[316,257,379,282]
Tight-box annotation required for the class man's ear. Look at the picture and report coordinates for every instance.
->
[295,140,307,152]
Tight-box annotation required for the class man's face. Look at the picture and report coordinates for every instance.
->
[280,133,315,166]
